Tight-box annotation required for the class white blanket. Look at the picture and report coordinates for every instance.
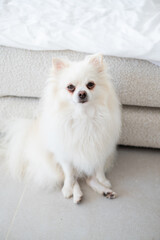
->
[0,0,160,62]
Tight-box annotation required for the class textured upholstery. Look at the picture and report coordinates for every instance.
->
[1,46,160,148]
[0,97,160,149]
[1,46,160,108]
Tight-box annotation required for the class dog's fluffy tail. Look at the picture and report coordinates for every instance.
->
[0,118,32,176]
[0,118,64,189]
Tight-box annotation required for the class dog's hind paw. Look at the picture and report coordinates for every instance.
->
[103,190,117,199]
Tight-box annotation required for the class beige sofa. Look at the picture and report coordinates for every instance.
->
[0,46,160,148]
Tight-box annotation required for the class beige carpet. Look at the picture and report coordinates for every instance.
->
[0,146,160,240]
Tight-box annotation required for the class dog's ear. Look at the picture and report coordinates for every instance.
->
[86,53,104,72]
[52,58,69,71]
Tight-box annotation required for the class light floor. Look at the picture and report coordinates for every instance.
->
[0,146,160,240]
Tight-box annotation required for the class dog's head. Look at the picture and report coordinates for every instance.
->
[50,54,110,108]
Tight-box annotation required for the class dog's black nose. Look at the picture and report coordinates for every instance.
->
[78,91,87,99]
[78,91,88,103]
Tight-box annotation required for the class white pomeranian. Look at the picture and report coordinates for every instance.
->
[1,54,121,203]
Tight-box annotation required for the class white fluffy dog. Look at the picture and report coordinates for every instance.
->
[1,54,121,203]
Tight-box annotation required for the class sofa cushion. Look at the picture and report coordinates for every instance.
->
[0,46,160,108]
[1,97,160,149]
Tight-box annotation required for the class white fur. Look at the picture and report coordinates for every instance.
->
[0,54,121,203]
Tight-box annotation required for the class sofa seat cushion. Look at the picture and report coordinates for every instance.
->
[0,96,160,149]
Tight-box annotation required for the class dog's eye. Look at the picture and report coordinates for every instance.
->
[86,82,95,90]
[67,84,75,92]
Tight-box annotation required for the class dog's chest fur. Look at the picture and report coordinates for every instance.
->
[42,105,116,175]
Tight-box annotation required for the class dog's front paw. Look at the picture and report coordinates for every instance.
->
[62,185,73,199]
[103,190,117,199]
[73,191,83,204]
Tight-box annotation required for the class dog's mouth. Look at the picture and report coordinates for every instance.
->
[78,99,88,104]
